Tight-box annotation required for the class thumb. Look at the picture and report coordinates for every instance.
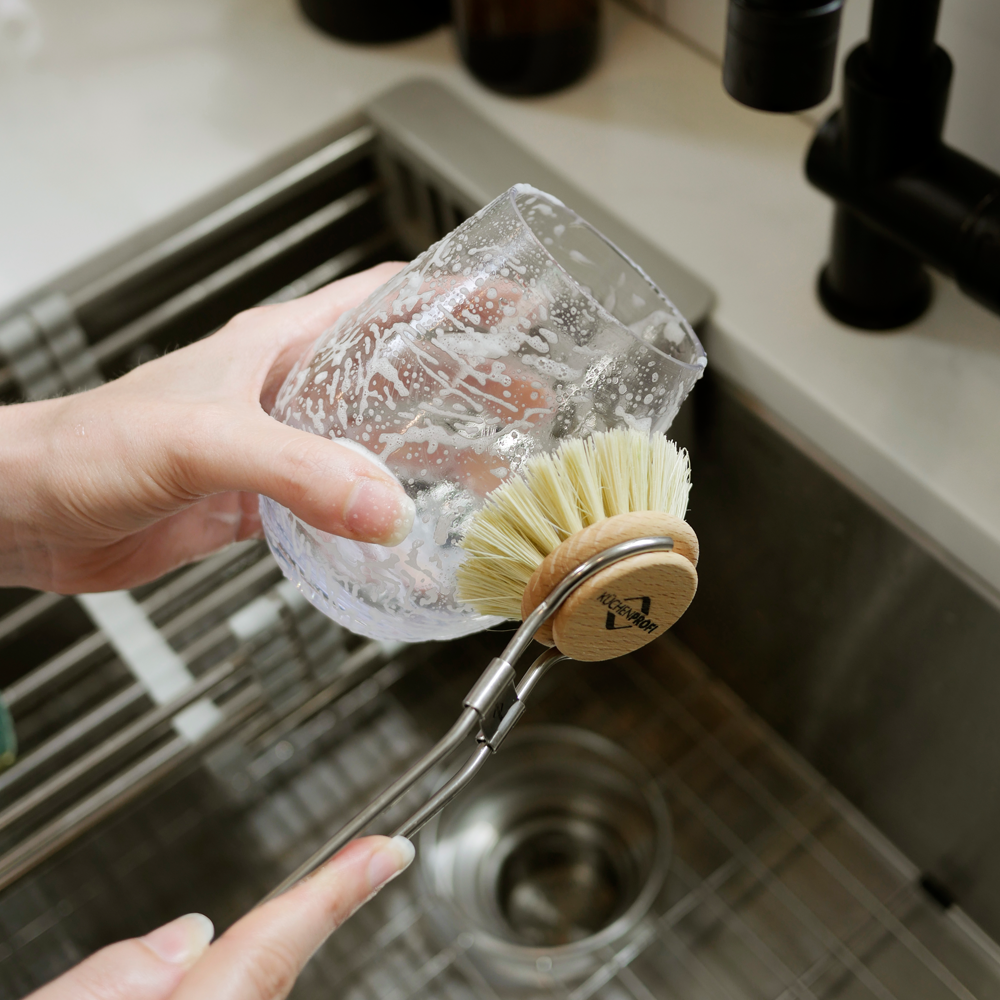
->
[193,414,415,546]
[171,836,414,1000]
[28,913,214,1000]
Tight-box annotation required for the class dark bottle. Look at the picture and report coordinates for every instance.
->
[299,0,450,43]
[454,0,600,96]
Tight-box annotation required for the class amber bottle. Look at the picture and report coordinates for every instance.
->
[453,0,600,96]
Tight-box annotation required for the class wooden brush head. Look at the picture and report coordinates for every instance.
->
[521,511,699,661]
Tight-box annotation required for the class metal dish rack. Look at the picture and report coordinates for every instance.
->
[0,79,998,999]
[4,633,1000,1000]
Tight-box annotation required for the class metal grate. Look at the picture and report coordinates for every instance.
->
[0,115,410,882]
[0,539,410,892]
[0,123,397,403]
[310,638,1000,1000]
[3,635,999,998]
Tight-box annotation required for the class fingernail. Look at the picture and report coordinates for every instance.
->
[141,913,215,967]
[367,836,415,892]
[345,478,415,547]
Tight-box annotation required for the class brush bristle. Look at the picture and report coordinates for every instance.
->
[456,428,691,618]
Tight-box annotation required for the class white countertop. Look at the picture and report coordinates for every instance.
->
[3,0,1000,601]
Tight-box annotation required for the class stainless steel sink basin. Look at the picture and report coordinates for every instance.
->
[2,80,1000,1000]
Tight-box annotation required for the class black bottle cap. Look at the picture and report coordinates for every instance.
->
[723,0,844,113]
[299,0,449,44]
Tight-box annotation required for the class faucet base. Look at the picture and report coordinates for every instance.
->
[818,265,932,331]
[817,205,933,331]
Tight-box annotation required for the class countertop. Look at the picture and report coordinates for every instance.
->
[2,0,999,602]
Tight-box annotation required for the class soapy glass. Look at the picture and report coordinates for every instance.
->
[261,185,706,641]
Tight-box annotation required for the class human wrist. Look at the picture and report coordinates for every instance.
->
[0,398,63,588]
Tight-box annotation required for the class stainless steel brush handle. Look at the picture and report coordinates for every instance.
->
[262,535,675,903]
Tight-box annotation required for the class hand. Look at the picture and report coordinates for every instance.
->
[27,835,414,1000]
[0,263,415,593]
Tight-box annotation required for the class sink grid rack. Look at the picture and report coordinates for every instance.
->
[2,633,999,1000]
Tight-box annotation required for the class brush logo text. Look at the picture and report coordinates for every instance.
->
[598,593,659,633]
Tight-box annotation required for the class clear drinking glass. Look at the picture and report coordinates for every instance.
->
[260,185,706,642]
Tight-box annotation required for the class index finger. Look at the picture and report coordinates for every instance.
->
[252,260,406,413]
[170,835,414,1000]
[253,260,407,360]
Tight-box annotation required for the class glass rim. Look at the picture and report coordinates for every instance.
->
[507,184,707,374]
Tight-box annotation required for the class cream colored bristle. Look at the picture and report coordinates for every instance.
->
[493,477,561,555]
[594,431,629,516]
[649,433,691,515]
[456,428,692,619]
[628,431,650,514]
[529,454,584,541]
[561,438,604,526]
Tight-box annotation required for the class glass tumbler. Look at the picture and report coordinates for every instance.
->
[260,185,706,642]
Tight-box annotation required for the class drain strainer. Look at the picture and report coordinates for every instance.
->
[420,726,671,985]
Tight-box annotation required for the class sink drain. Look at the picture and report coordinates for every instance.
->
[498,819,628,946]
[421,726,671,984]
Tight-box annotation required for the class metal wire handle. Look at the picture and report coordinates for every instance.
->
[262,534,676,902]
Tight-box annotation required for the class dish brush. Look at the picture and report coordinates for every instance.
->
[456,427,699,661]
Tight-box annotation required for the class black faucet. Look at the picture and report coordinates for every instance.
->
[723,0,1000,330]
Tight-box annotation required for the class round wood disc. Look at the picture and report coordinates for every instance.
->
[522,511,699,647]
[551,550,698,661]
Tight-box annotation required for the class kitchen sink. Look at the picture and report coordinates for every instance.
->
[1,80,1000,1000]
